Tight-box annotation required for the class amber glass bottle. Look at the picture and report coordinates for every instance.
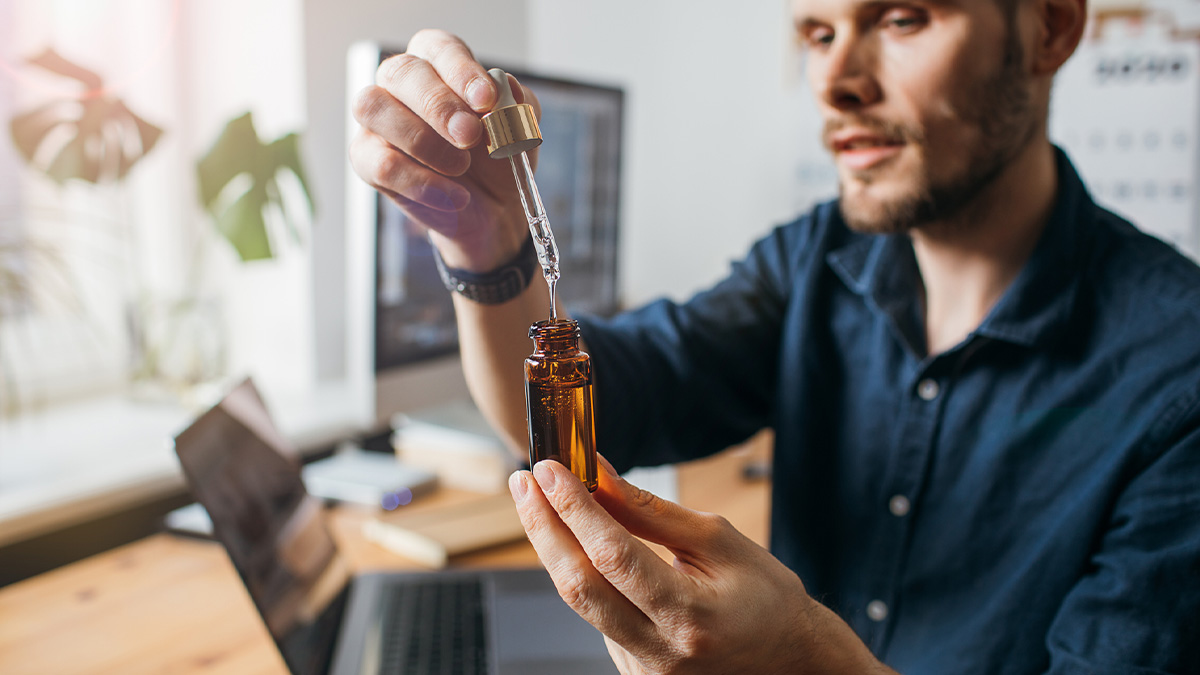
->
[524,318,599,492]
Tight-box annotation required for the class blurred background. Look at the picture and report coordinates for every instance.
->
[0,0,1197,583]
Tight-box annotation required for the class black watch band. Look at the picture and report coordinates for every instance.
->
[431,236,540,305]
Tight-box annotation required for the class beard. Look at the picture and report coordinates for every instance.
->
[828,30,1037,235]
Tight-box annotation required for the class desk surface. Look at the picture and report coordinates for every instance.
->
[0,436,771,675]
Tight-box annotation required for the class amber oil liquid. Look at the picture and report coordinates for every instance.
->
[524,318,598,492]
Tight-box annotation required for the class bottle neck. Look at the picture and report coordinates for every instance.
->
[529,318,581,357]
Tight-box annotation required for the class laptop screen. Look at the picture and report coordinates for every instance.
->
[173,379,351,675]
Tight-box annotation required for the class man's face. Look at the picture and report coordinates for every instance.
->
[795,0,1038,234]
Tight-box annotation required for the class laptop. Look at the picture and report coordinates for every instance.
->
[172,378,618,675]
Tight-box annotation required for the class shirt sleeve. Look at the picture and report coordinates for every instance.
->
[1044,390,1200,674]
[575,216,814,473]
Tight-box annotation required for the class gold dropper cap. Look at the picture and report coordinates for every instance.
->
[481,68,542,159]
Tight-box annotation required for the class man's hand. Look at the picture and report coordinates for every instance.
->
[349,29,556,461]
[509,456,895,675]
[348,29,538,271]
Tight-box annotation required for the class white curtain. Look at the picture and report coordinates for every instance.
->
[0,0,312,410]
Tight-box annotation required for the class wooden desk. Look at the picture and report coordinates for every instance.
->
[0,436,771,675]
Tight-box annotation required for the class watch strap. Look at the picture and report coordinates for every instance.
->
[431,236,540,305]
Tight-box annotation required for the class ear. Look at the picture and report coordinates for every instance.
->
[1031,0,1087,75]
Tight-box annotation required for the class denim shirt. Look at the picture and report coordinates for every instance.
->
[577,150,1200,674]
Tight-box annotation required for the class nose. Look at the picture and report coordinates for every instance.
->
[812,34,881,110]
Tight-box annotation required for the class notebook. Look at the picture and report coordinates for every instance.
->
[172,378,617,675]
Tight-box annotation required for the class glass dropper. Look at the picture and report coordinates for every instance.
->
[480,68,562,320]
[508,150,561,319]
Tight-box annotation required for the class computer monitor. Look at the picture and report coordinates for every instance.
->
[345,42,624,434]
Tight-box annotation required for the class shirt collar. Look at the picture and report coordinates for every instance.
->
[826,147,1095,351]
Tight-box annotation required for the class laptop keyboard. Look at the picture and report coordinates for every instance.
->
[378,577,488,675]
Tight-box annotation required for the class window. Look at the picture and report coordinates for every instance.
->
[0,0,312,412]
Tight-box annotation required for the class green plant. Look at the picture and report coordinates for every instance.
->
[3,49,163,412]
[196,112,315,261]
[9,48,163,184]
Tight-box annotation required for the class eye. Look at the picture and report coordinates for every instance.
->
[880,7,926,33]
[883,7,926,32]
[798,24,835,50]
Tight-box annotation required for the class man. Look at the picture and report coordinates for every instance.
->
[349,0,1200,671]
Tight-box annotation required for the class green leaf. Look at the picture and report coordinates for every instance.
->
[216,184,273,261]
[6,51,163,184]
[196,112,257,208]
[195,112,315,262]
[267,133,315,244]
[268,133,315,214]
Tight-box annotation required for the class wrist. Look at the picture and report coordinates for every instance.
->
[427,220,526,272]
[432,235,540,305]
[797,599,897,675]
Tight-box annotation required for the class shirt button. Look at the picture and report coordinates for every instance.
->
[867,600,889,622]
[889,494,911,517]
[917,378,940,401]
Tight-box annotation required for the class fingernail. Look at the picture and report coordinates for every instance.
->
[533,461,557,494]
[509,471,529,503]
[465,76,493,111]
[448,111,479,147]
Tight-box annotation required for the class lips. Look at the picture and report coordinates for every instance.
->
[829,130,905,171]
[833,135,895,151]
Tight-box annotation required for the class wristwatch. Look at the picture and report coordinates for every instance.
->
[431,236,540,305]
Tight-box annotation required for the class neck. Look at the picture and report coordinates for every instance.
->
[911,138,1058,355]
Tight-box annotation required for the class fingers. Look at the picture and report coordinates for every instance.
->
[352,85,470,177]
[509,470,658,652]
[378,30,495,152]
[524,460,688,620]
[348,29,543,264]
[406,29,496,113]
[373,53,482,152]
[355,29,494,188]
[349,129,470,212]
[593,454,737,568]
